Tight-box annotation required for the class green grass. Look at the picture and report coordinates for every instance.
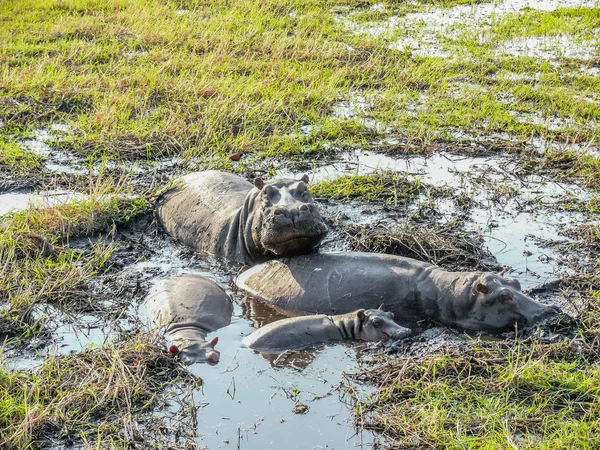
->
[348,340,600,449]
[311,171,422,204]
[1,1,600,449]
[1,0,599,168]
[492,7,600,40]
[0,333,201,449]
[0,137,40,173]
[0,176,150,334]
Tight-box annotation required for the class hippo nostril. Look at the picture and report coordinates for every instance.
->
[207,351,220,364]
[299,204,309,212]
[274,209,284,215]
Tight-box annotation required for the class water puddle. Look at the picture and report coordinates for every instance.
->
[338,0,600,59]
[499,35,598,60]
[278,149,595,289]
[0,190,81,216]
[18,126,179,177]
[124,247,382,447]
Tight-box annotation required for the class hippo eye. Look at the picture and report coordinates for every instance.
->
[501,290,515,303]
[372,318,383,328]
[264,186,281,203]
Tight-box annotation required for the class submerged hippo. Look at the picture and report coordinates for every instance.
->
[235,252,562,332]
[243,306,411,353]
[144,274,233,364]
[157,171,328,266]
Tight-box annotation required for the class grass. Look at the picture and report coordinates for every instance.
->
[0,137,41,173]
[346,339,600,449]
[341,222,497,271]
[0,0,600,449]
[0,332,202,449]
[0,175,150,335]
[0,0,598,170]
[539,147,600,191]
[310,171,422,204]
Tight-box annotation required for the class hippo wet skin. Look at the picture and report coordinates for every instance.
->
[243,307,411,353]
[235,252,562,332]
[144,274,233,364]
[157,170,328,266]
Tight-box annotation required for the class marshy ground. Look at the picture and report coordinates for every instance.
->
[1,0,599,448]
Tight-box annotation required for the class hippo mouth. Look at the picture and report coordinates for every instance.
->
[264,235,325,255]
[261,226,328,255]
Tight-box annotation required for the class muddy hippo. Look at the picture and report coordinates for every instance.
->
[243,306,411,353]
[235,252,562,332]
[144,274,233,364]
[157,171,328,266]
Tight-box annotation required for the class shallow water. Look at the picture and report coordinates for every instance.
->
[0,190,80,216]
[278,149,594,289]
[130,251,381,448]
[339,0,600,59]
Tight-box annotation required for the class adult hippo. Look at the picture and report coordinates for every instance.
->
[243,306,411,353]
[157,171,328,266]
[235,252,563,332]
[144,274,233,364]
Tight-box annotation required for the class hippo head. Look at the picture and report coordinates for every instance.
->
[357,307,412,341]
[172,335,220,365]
[460,272,562,331]
[253,175,327,257]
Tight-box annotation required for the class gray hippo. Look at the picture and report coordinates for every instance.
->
[243,306,411,353]
[144,274,233,364]
[157,171,328,266]
[235,252,562,332]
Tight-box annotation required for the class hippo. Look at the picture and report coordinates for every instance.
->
[243,306,411,353]
[157,170,328,266]
[144,274,233,364]
[235,252,563,332]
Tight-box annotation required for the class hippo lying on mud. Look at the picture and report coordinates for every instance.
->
[157,171,328,266]
[144,274,233,364]
[235,252,563,332]
[243,306,411,353]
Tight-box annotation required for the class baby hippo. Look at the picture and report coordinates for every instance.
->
[243,306,411,353]
[144,274,233,365]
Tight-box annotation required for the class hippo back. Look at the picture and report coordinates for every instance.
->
[145,273,233,332]
[157,171,252,260]
[235,252,425,319]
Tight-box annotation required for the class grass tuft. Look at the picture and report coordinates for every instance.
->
[0,332,202,449]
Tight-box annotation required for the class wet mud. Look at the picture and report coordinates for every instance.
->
[2,122,598,446]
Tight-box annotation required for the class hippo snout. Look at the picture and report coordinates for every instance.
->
[206,350,220,365]
[389,328,412,340]
[528,304,562,325]
[272,204,316,224]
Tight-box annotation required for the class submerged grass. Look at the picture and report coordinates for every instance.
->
[0,332,202,449]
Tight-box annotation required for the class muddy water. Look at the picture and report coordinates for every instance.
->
[4,130,595,447]
[339,0,600,59]
[0,190,81,216]
[131,252,380,448]
[278,149,594,289]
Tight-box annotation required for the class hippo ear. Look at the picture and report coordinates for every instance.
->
[209,336,219,347]
[476,282,489,295]
[300,174,310,184]
[498,269,507,277]
[378,303,386,311]
[254,177,264,190]
[356,309,365,321]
